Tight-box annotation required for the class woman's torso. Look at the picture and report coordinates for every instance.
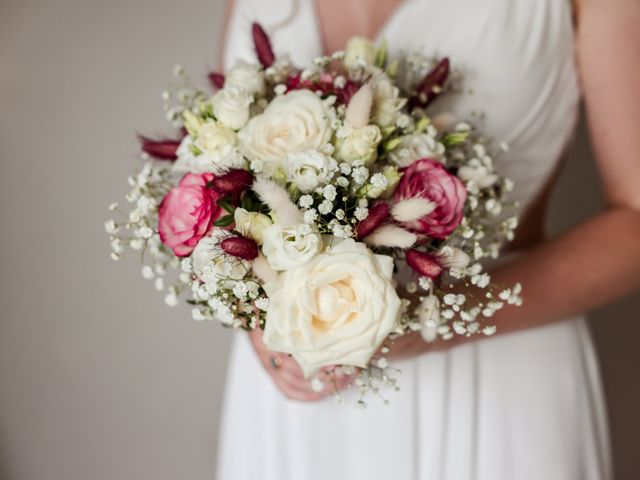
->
[223,0,581,248]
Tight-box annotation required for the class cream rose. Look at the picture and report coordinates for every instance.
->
[335,125,382,165]
[344,37,376,69]
[225,60,265,97]
[238,90,334,173]
[233,208,273,244]
[262,238,402,377]
[261,224,322,271]
[283,150,332,192]
[212,85,252,130]
[388,133,445,167]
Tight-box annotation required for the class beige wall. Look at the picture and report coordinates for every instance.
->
[0,0,638,479]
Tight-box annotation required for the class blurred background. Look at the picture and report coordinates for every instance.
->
[0,0,638,478]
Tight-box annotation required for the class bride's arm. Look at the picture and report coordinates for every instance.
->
[387,0,640,359]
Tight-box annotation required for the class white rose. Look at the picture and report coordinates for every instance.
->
[371,74,406,127]
[212,85,252,130]
[388,133,445,167]
[335,125,382,165]
[261,223,322,271]
[457,164,499,189]
[233,208,273,244]
[225,60,265,97]
[191,234,248,280]
[238,90,334,174]
[263,238,402,377]
[344,37,376,69]
[283,150,332,192]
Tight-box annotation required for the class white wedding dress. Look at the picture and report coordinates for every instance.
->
[217,0,612,478]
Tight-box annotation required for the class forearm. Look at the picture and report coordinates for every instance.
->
[387,206,640,360]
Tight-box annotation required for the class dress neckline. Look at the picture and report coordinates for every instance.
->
[309,0,410,56]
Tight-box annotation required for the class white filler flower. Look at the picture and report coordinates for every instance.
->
[263,238,401,377]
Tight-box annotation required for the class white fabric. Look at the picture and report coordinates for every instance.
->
[217,1,612,478]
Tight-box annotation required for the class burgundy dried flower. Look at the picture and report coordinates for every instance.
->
[252,22,275,68]
[138,135,180,161]
[208,71,225,89]
[356,202,390,240]
[410,57,450,109]
[220,235,259,261]
[405,249,443,278]
[210,169,254,195]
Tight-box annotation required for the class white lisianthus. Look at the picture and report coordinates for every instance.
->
[191,234,248,279]
[261,223,322,271]
[388,133,445,167]
[284,150,332,192]
[344,37,376,69]
[174,122,245,174]
[233,208,273,244]
[263,238,401,377]
[225,60,265,97]
[212,85,253,130]
[458,164,499,189]
[334,125,382,166]
[238,90,334,175]
[370,74,406,127]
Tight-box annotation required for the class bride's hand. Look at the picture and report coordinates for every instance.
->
[248,329,357,402]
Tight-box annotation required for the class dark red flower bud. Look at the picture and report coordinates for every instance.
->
[410,57,450,109]
[405,249,443,278]
[356,202,390,240]
[208,71,225,89]
[210,169,254,194]
[138,135,180,160]
[252,22,275,68]
[221,235,259,261]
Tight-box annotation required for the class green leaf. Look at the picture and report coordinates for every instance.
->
[213,214,234,227]
[217,196,235,214]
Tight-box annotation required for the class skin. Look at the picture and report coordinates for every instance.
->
[222,0,640,400]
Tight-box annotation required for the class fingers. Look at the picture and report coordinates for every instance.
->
[247,330,357,402]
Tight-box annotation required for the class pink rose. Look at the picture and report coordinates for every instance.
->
[158,173,222,256]
[393,158,466,239]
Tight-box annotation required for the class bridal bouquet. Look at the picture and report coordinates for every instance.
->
[106,23,522,404]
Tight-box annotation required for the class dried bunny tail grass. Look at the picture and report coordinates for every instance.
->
[390,198,436,223]
[252,177,301,227]
[364,225,417,249]
[345,83,373,128]
[252,253,278,284]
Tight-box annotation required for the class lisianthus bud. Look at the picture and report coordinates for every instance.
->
[220,235,259,260]
[405,249,443,278]
[355,202,389,239]
[252,22,275,68]
[335,125,381,166]
[211,169,253,194]
[344,37,376,69]
[410,58,449,109]
[138,135,180,160]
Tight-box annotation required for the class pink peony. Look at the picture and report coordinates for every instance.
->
[158,173,222,256]
[393,158,466,239]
